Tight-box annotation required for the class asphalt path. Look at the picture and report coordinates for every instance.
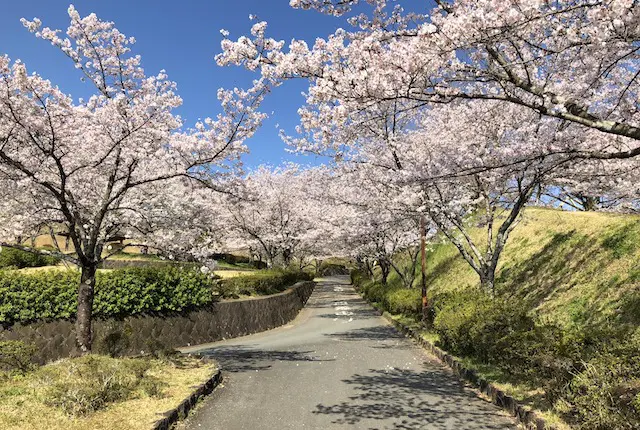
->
[180,276,517,430]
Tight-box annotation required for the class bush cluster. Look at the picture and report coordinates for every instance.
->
[216,270,314,298]
[567,337,640,429]
[0,247,60,269]
[0,340,37,374]
[431,287,640,428]
[352,271,421,316]
[0,266,216,325]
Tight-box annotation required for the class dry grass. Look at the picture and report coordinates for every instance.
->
[17,266,113,274]
[213,269,255,279]
[0,355,216,430]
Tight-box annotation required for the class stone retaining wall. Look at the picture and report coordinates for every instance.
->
[0,281,315,363]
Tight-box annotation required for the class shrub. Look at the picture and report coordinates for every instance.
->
[565,335,640,429]
[0,247,60,269]
[0,266,217,325]
[350,269,367,288]
[431,288,574,389]
[432,288,492,357]
[93,266,216,316]
[430,287,639,410]
[144,338,177,359]
[0,340,36,373]
[216,270,313,298]
[360,280,388,304]
[386,288,422,316]
[96,322,132,358]
[0,270,79,323]
[38,355,164,416]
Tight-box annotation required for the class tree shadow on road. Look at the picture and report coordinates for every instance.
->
[197,345,335,373]
[313,367,514,429]
[305,294,363,308]
[314,306,381,320]
[325,325,412,350]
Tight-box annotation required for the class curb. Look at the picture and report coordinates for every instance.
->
[378,311,558,430]
[152,357,223,430]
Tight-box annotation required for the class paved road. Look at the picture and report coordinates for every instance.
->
[180,276,516,430]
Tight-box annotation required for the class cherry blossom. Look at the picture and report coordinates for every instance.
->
[0,7,266,353]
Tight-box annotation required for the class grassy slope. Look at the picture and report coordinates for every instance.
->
[378,207,640,427]
[414,207,640,329]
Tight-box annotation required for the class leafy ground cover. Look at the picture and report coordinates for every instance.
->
[0,265,313,325]
[0,247,60,270]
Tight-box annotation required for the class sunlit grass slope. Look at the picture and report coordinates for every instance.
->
[391,207,640,328]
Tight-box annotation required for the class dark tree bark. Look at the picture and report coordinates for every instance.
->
[76,264,97,355]
[379,257,391,286]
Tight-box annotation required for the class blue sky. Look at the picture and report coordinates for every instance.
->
[0,1,428,169]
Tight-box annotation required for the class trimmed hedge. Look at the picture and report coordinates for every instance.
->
[352,271,421,316]
[0,267,217,325]
[217,270,314,298]
[0,247,61,269]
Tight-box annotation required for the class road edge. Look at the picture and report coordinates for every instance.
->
[152,356,223,430]
[379,312,560,430]
[352,278,559,430]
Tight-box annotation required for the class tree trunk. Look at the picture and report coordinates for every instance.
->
[76,264,97,355]
[582,196,599,211]
[282,248,293,268]
[480,267,496,296]
[362,258,375,280]
[379,259,391,286]
[420,216,429,322]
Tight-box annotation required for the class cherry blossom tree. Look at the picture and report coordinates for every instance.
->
[219,0,640,164]
[220,164,323,268]
[0,7,266,353]
[309,163,423,287]
[541,156,640,212]
[286,88,583,292]
[216,0,640,291]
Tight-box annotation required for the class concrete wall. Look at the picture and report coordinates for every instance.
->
[0,281,315,364]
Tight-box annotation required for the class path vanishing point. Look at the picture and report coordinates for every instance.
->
[180,276,517,430]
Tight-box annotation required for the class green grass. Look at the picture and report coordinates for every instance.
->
[417,207,640,329]
[214,260,256,271]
